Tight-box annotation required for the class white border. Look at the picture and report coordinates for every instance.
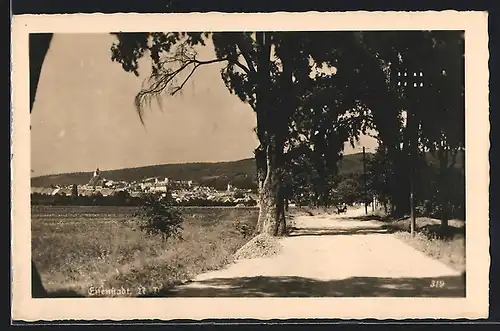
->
[11,11,490,321]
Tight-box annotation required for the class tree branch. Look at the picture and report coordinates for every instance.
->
[170,63,201,95]
[236,40,257,73]
[141,55,230,102]
[232,59,251,75]
[192,57,230,66]
[135,42,253,123]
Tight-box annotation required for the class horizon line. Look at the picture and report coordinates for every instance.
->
[31,151,372,178]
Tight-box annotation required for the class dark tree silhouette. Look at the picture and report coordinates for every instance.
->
[361,31,465,225]
[29,33,53,111]
[366,144,394,214]
[29,32,54,298]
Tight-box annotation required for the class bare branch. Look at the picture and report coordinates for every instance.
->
[232,59,251,75]
[134,39,253,125]
[191,52,250,75]
[170,63,200,95]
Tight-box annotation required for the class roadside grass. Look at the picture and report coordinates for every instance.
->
[385,217,466,273]
[32,206,258,297]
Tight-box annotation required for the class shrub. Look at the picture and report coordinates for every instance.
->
[234,220,254,238]
[134,195,184,241]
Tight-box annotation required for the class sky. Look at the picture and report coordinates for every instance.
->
[31,33,378,177]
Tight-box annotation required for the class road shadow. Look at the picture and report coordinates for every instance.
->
[287,226,394,237]
[33,289,85,298]
[157,274,465,297]
[32,261,85,298]
[340,215,391,222]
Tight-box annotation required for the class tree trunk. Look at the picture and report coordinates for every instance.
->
[253,32,294,237]
[391,149,410,217]
[255,141,287,236]
[253,31,287,236]
[276,175,287,235]
[438,145,449,229]
[254,144,267,234]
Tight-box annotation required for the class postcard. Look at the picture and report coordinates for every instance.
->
[11,11,490,321]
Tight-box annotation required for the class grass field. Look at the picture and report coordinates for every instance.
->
[31,205,258,297]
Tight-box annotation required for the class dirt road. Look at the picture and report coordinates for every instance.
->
[165,208,465,297]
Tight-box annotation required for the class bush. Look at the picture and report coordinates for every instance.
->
[335,177,363,205]
[234,220,254,238]
[134,195,184,241]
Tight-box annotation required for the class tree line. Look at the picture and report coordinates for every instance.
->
[283,148,464,222]
[30,191,256,207]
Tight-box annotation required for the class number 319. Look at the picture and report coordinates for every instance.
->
[430,280,445,288]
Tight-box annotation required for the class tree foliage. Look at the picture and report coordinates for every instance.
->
[366,144,393,211]
[335,176,364,206]
[358,31,465,223]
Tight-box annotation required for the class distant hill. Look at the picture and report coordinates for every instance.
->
[337,152,367,174]
[31,153,371,189]
[31,150,463,190]
[423,150,465,169]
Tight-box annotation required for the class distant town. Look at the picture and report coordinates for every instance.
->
[31,168,258,207]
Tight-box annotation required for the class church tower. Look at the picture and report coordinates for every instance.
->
[89,167,104,187]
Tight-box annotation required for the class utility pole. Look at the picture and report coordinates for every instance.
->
[362,146,368,215]
[407,109,416,237]
[394,68,424,237]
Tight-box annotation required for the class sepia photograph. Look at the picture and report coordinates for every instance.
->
[11,12,489,320]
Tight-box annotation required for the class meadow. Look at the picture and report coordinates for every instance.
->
[31,204,465,298]
[31,205,258,297]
